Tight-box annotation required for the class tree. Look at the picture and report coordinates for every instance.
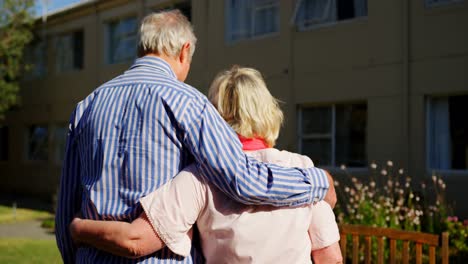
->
[0,0,34,120]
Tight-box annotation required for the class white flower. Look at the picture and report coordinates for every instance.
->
[370,162,377,169]
[345,187,350,193]
[387,160,393,167]
[370,181,376,188]
[415,196,420,202]
[386,216,390,221]
[438,179,444,185]
[334,181,339,187]
[421,183,426,189]
[432,175,437,182]
[405,182,410,188]
[399,169,404,174]
[351,177,357,183]
[399,189,404,195]
[409,193,414,199]
[381,169,388,176]
[340,164,346,170]
[442,183,446,189]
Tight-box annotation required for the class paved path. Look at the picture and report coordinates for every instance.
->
[0,220,55,240]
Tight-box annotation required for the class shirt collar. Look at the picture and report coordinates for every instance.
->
[129,56,177,79]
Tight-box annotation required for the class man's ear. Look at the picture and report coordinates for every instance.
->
[179,42,191,63]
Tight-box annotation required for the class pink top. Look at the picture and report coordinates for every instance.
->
[140,148,340,264]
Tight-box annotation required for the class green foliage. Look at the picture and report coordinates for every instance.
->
[335,161,468,258]
[444,217,468,255]
[0,239,61,264]
[0,0,35,119]
[41,217,55,230]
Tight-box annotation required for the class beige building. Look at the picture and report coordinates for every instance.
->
[0,0,467,216]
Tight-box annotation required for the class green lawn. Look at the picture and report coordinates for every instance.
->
[0,239,61,264]
[0,205,52,224]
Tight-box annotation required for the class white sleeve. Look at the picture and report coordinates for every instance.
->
[140,164,206,257]
[308,201,341,250]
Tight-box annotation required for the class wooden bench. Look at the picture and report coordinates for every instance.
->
[339,224,449,264]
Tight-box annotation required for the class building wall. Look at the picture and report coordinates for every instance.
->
[0,0,467,216]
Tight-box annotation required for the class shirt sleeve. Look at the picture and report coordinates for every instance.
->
[140,164,206,257]
[181,97,329,207]
[55,109,82,264]
[308,201,341,250]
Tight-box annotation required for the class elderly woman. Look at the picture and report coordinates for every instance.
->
[70,66,343,263]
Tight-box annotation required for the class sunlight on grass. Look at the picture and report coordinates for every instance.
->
[0,239,61,264]
[0,205,52,224]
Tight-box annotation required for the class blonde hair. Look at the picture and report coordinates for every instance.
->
[208,66,283,147]
[138,10,197,59]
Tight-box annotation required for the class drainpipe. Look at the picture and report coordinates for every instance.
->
[402,0,410,171]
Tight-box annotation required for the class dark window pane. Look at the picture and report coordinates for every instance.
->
[335,103,367,167]
[73,30,84,69]
[449,95,468,169]
[174,1,192,21]
[301,107,331,134]
[337,0,354,20]
[54,126,68,164]
[28,125,48,161]
[301,138,332,166]
[0,126,8,161]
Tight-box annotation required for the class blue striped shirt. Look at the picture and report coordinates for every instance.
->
[55,56,330,263]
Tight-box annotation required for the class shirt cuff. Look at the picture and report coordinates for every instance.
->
[140,196,192,257]
[306,167,330,204]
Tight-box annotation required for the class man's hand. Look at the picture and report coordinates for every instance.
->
[323,171,337,208]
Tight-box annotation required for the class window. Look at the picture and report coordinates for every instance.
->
[427,95,468,171]
[53,125,68,164]
[174,1,192,21]
[107,17,138,64]
[425,0,463,8]
[298,103,367,167]
[26,125,48,161]
[55,30,84,73]
[0,126,8,161]
[152,1,192,21]
[24,40,47,78]
[225,0,279,42]
[293,0,367,30]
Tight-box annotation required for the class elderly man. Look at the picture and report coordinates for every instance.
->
[56,10,335,263]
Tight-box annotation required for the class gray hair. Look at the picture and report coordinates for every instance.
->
[138,10,197,59]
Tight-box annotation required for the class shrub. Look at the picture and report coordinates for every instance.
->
[334,161,467,258]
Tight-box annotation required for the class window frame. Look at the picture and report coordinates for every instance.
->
[425,95,468,173]
[0,125,9,162]
[52,124,69,165]
[225,0,280,43]
[292,0,368,31]
[54,29,84,73]
[424,0,464,8]
[24,124,49,162]
[105,15,138,65]
[298,102,367,169]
